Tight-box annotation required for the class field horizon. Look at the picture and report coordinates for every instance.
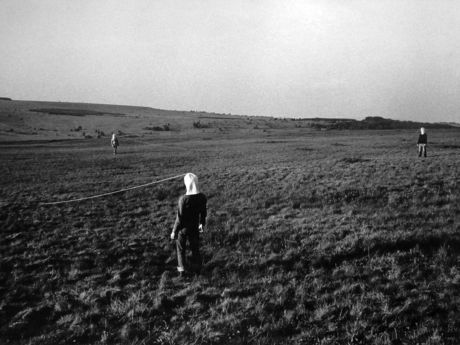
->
[1,99,458,143]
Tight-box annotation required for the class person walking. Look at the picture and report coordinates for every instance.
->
[417,127,427,157]
[170,173,207,277]
[111,133,119,155]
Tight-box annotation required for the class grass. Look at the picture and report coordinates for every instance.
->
[0,128,459,344]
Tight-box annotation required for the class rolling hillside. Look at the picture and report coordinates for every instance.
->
[0,99,268,142]
[0,99,457,142]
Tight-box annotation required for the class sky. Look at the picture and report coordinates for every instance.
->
[1,0,459,122]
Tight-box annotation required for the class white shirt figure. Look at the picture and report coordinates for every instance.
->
[111,133,119,155]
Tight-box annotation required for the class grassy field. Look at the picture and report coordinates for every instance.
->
[1,126,459,344]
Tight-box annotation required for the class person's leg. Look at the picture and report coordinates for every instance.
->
[176,230,187,274]
[423,145,427,157]
[188,231,202,274]
[418,144,422,157]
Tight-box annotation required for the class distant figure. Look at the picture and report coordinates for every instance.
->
[417,127,427,157]
[170,173,207,277]
[111,133,119,155]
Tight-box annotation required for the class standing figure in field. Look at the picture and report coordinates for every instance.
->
[111,133,119,155]
[417,127,427,157]
[170,173,207,277]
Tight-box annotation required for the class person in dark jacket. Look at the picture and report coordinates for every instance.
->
[417,127,427,157]
[171,173,207,276]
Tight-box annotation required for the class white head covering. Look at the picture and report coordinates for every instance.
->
[184,173,199,195]
[420,127,425,134]
[112,133,117,140]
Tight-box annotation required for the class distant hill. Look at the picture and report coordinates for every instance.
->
[0,99,270,141]
[440,122,460,127]
[309,116,455,130]
[0,99,457,141]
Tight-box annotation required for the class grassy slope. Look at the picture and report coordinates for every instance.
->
[0,100,299,142]
[4,99,455,143]
[1,127,459,344]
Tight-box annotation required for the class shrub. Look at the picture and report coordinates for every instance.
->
[144,124,170,131]
[94,129,105,138]
[193,121,210,129]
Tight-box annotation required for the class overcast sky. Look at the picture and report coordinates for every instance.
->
[1,1,459,122]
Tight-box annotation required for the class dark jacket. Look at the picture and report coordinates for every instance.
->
[172,193,207,234]
[417,133,427,144]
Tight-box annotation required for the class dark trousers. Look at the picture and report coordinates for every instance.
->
[176,229,202,273]
[418,144,427,157]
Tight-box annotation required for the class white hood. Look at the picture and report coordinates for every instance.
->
[111,133,117,140]
[420,127,425,135]
[184,173,199,195]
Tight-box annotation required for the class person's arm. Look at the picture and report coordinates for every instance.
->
[199,196,207,228]
[171,197,184,239]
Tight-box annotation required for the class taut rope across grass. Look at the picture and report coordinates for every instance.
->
[40,173,186,206]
